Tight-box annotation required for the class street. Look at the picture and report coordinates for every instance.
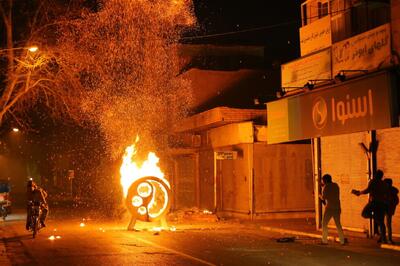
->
[1,209,400,266]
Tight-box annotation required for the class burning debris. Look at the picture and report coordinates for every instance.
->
[48,235,62,240]
[120,137,171,231]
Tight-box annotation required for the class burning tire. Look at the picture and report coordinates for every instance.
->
[125,175,171,222]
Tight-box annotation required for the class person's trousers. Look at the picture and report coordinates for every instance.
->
[386,214,393,241]
[371,201,387,242]
[322,208,345,244]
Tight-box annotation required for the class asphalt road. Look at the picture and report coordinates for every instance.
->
[1,210,400,266]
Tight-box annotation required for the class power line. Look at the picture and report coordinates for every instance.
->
[180,5,366,41]
[180,20,298,41]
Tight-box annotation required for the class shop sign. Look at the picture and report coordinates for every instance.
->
[215,151,237,160]
[300,16,332,56]
[281,48,332,89]
[267,71,397,144]
[332,23,391,76]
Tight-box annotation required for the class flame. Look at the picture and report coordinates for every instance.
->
[120,137,170,197]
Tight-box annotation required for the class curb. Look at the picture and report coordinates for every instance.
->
[260,225,335,241]
[260,225,400,251]
[381,243,400,251]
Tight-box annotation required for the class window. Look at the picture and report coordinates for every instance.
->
[302,3,308,26]
[318,1,329,18]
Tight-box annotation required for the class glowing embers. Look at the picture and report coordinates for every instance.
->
[120,137,171,230]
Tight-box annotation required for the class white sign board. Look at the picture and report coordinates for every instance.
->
[300,16,332,56]
[332,23,391,76]
[215,151,238,160]
[281,48,332,89]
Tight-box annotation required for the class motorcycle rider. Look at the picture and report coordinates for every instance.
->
[26,179,48,230]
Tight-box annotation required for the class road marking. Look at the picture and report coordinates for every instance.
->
[135,236,216,266]
[381,244,400,251]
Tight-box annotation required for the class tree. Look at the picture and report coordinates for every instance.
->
[1,0,195,158]
[0,0,84,127]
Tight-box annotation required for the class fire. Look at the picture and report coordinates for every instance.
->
[120,136,171,225]
[120,137,169,197]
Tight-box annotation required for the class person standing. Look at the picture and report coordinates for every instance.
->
[384,178,399,244]
[352,169,389,243]
[319,174,346,245]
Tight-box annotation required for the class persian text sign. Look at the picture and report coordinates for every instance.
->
[268,71,396,144]
[215,151,237,160]
[281,48,332,89]
[300,16,332,56]
[332,23,391,76]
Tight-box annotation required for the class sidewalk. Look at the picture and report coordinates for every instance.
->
[169,210,400,252]
[239,217,400,251]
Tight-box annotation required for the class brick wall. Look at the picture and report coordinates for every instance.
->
[377,128,400,235]
[321,132,370,231]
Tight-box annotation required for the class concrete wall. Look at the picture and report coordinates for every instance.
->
[253,143,314,215]
[208,122,253,148]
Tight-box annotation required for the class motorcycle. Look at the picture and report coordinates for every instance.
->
[28,201,42,238]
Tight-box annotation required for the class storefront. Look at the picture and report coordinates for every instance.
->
[267,70,400,234]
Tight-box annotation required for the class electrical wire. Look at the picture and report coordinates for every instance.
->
[181,3,385,41]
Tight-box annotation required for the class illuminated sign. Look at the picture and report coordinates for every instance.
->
[267,71,397,144]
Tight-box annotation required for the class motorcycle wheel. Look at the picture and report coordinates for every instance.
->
[32,217,38,238]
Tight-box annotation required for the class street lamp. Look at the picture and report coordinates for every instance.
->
[27,46,39,52]
[0,45,39,54]
[12,128,19,133]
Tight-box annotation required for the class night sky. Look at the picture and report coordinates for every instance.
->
[0,0,305,199]
[188,0,302,45]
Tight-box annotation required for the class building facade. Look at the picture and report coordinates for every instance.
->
[169,107,314,219]
[267,0,400,235]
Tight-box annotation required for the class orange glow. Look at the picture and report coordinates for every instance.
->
[120,136,169,197]
[138,206,147,215]
[132,195,143,207]
[28,46,38,52]
[120,136,171,221]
